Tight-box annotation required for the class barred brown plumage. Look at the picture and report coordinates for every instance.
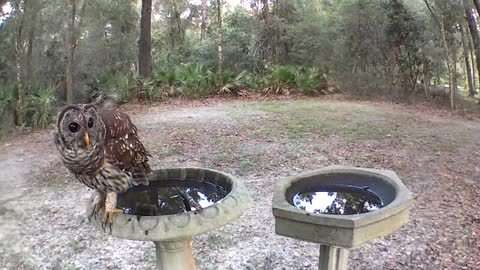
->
[54,104,152,225]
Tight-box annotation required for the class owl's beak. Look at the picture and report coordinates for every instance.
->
[83,132,90,147]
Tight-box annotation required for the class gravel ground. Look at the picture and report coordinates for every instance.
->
[0,97,479,270]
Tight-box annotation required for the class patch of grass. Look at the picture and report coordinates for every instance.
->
[209,152,231,167]
[239,123,282,140]
[209,131,266,171]
[461,229,474,242]
[145,249,156,264]
[353,157,370,167]
[62,262,76,270]
[38,173,75,188]
[264,251,280,269]
[428,139,459,154]
[6,255,36,270]
[205,233,233,249]
[230,101,395,141]
[68,235,81,253]
[158,146,178,158]
[208,134,235,165]
[213,135,232,153]
[239,156,253,169]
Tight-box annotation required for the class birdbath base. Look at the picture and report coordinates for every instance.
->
[272,166,413,270]
[154,238,196,270]
[87,167,251,270]
[318,245,349,270]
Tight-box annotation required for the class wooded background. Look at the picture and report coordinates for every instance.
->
[0,0,479,130]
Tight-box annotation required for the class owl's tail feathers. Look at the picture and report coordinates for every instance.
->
[131,162,152,186]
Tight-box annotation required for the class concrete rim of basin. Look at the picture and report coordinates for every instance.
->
[272,165,414,248]
[87,167,251,241]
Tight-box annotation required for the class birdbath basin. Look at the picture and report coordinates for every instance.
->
[272,166,413,270]
[87,167,251,270]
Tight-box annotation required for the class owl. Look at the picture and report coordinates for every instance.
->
[54,104,152,225]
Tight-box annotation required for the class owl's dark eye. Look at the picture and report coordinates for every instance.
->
[68,122,80,133]
[88,118,94,128]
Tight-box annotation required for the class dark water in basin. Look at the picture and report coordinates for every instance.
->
[117,179,229,216]
[292,185,383,215]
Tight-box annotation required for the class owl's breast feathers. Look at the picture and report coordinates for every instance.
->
[55,109,151,193]
[54,130,105,175]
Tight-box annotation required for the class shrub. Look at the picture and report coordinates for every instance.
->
[87,73,136,104]
[0,83,17,128]
[219,70,249,95]
[136,77,164,102]
[271,65,297,85]
[174,63,213,97]
[26,84,58,128]
[295,67,322,95]
[244,73,267,91]
[155,69,177,87]
[264,65,298,94]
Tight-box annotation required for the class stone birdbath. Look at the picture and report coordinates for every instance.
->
[88,167,251,270]
[272,166,413,270]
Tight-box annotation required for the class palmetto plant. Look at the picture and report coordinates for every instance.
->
[272,65,297,84]
[88,73,137,104]
[244,73,267,91]
[137,77,164,102]
[0,84,17,127]
[155,70,177,86]
[295,67,322,95]
[219,70,249,94]
[174,63,212,97]
[265,65,298,94]
[26,84,58,128]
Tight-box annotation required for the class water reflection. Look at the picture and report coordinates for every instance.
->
[293,185,383,215]
[117,179,228,216]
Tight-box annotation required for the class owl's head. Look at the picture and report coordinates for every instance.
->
[56,104,106,150]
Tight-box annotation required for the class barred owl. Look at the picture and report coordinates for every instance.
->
[54,104,151,224]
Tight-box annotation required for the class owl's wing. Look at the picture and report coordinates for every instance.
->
[100,110,151,185]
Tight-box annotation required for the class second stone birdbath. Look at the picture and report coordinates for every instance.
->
[87,167,251,270]
[272,166,413,270]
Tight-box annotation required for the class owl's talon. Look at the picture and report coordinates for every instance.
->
[89,193,105,221]
[89,204,103,220]
[101,222,108,233]
[102,208,123,225]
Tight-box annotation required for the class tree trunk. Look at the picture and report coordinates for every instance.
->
[470,35,477,93]
[463,0,480,95]
[452,44,457,110]
[216,0,224,86]
[173,1,184,52]
[26,1,36,91]
[66,0,76,104]
[472,0,480,15]
[261,0,269,20]
[423,61,431,98]
[444,25,457,110]
[440,19,456,110]
[201,0,208,43]
[14,0,27,126]
[75,0,88,47]
[139,0,152,79]
[423,0,456,110]
[460,24,475,96]
[261,0,271,62]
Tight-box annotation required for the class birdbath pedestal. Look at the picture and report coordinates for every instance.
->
[88,167,251,270]
[272,166,413,270]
